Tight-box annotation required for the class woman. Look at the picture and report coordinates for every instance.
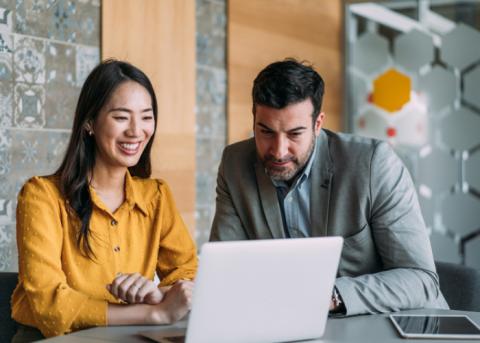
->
[11,60,197,340]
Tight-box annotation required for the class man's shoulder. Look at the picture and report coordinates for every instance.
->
[324,129,383,154]
[222,138,257,163]
[321,130,397,174]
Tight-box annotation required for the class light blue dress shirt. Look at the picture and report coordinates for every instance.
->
[271,143,316,238]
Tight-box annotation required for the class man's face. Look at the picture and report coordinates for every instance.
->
[254,98,324,181]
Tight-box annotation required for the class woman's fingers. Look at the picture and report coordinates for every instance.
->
[107,272,164,304]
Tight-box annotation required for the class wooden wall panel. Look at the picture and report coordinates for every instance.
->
[228,0,343,144]
[102,0,196,233]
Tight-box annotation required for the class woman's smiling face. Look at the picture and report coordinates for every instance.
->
[91,80,155,171]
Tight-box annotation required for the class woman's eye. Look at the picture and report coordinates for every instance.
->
[143,115,154,121]
[113,116,127,121]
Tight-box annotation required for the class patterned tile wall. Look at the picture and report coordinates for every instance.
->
[0,0,100,271]
[195,0,227,248]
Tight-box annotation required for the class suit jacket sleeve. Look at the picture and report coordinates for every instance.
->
[209,148,249,241]
[334,142,447,316]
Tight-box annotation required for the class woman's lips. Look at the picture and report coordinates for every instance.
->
[118,142,141,155]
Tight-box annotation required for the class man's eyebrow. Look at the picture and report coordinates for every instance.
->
[287,126,307,132]
[257,123,274,131]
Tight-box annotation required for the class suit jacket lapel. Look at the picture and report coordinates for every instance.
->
[310,130,333,237]
[255,160,286,239]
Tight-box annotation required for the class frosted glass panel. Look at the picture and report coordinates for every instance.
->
[346,1,480,267]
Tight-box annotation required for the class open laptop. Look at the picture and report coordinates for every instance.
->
[140,237,343,343]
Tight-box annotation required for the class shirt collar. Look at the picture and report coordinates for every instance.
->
[124,171,148,216]
[89,170,148,216]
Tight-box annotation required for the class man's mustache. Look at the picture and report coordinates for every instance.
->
[264,155,297,164]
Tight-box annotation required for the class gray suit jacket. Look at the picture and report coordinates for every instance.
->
[210,129,448,315]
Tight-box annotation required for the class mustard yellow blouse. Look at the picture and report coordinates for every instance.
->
[11,172,198,337]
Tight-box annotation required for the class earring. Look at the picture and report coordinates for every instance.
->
[88,130,93,136]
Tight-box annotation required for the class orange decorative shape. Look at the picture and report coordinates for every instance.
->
[373,68,411,113]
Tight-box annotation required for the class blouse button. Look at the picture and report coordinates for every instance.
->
[114,246,120,252]
[111,219,118,226]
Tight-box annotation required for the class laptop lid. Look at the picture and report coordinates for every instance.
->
[185,237,343,343]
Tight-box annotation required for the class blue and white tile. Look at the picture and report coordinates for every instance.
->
[45,42,78,128]
[0,6,13,32]
[74,0,100,46]
[0,128,11,175]
[15,0,51,38]
[45,131,69,167]
[0,50,13,81]
[47,0,77,43]
[0,224,16,271]
[0,81,13,127]
[0,197,13,224]
[10,130,68,179]
[46,42,76,86]
[75,45,99,87]
[0,1,15,11]
[14,82,45,128]
[14,35,45,84]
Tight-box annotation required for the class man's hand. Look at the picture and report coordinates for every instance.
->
[107,272,164,305]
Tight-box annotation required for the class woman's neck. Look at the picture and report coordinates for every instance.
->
[89,162,128,213]
[90,164,127,192]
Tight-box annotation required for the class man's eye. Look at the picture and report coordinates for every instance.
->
[289,132,302,137]
[261,130,273,135]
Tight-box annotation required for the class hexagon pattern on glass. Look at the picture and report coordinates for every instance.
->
[441,107,480,151]
[441,23,480,70]
[392,95,428,147]
[465,151,480,192]
[419,66,458,113]
[464,65,480,110]
[394,29,434,72]
[352,32,389,76]
[417,145,457,194]
[373,68,411,113]
[355,107,389,141]
[442,192,480,236]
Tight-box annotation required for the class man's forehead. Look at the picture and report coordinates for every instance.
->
[255,101,313,131]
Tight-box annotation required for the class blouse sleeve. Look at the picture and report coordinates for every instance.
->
[16,177,107,337]
[155,181,198,286]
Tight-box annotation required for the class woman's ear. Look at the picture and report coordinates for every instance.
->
[84,122,94,136]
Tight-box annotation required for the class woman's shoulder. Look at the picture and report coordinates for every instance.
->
[21,175,61,193]
[129,176,172,201]
[17,175,63,205]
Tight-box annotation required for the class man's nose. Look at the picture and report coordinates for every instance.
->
[271,136,288,160]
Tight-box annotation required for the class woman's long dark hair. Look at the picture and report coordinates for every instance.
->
[55,59,158,258]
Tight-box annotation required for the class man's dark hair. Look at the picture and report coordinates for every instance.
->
[252,58,325,121]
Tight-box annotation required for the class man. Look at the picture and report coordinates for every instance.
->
[209,59,448,315]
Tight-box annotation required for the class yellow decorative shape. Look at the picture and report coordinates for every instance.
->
[373,68,411,113]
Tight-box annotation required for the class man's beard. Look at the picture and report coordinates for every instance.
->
[261,135,316,182]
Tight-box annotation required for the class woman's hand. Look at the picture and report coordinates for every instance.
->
[149,280,194,324]
[107,273,164,305]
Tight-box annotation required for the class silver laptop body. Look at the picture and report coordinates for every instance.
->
[141,237,343,343]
